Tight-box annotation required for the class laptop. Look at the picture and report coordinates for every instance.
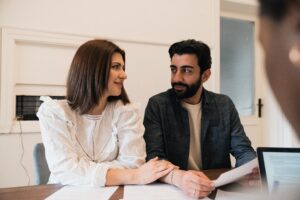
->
[257,147,300,193]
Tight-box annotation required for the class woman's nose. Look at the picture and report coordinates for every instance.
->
[119,70,127,80]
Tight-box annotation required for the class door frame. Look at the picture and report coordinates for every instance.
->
[220,6,264,149]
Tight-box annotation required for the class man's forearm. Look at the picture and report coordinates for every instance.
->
[159,169,183,187]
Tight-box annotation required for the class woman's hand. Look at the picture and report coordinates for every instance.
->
[135,157,176,184]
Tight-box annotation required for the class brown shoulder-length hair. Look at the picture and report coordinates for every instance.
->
[66,39,130,114]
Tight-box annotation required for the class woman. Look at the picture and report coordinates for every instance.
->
[37,39,174,186]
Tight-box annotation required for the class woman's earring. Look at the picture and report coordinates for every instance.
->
[289,46,300,68]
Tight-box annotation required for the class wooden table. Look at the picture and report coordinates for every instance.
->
[0,168,255,200]
[0,184,63,200]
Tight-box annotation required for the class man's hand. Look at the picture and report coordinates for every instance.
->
[175,170,215,199]
[238,167,261,186]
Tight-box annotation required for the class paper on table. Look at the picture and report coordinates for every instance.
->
[124,183,211,200]
[213,158,258,187]
[215,189,257,200]
[45,185,118,200]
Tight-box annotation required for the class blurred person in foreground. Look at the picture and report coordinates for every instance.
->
[259,0,300,136]
[258,0,300,199]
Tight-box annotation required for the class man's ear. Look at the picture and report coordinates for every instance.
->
[289,44,300,69]
[288,9,300,69]
[201,69,211,83]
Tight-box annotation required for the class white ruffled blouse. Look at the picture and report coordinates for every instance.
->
[37,96,146,187]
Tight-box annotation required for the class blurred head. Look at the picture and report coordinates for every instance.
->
[66,39,129,114]
[258,0,300,135]
[168,39,211,100]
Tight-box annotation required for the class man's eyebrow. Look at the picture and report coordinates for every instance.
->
[180,65,194,69]
[170,65,193,68]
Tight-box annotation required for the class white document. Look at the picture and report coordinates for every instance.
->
[215,189,257,200]
[213,158,258,187]
[124,183,211,200]
[45,185,118,200]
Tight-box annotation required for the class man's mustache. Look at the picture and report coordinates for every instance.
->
[172,82,189,88]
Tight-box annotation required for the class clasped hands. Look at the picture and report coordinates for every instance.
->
[136,157,177,184]
[138,157,215,199]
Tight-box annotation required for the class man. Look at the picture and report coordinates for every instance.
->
[144,39,256,198]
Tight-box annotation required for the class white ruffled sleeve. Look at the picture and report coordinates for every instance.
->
[87,102,146,185]
[102,102,146,169]
[37,97,113,187]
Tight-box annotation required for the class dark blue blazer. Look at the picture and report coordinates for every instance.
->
[143,89,256,170]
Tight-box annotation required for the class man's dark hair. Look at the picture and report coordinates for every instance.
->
[259,0,300,21]
[168,39,212,74]
[66,39,130,114]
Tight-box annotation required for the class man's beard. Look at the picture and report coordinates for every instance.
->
[171,77,202,99]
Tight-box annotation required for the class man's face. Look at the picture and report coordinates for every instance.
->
[170,54,202,99]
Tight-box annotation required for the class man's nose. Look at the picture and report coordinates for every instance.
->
[172,71,182,82]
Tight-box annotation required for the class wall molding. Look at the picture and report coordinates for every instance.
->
[0,27,90,133]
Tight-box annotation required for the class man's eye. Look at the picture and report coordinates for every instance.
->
[171,68,176,73]
[183,68,192,73]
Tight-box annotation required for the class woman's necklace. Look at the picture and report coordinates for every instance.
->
[75,119,99,162]
[75,104,105,162]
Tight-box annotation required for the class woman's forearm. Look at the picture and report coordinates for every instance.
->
[105,168,140,186]
[105,157,176,186]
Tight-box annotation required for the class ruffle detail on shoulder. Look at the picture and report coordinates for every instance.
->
[111,101,142,130]
[109,100,142,140]
[113,100,142,118]
[37,96,75,124]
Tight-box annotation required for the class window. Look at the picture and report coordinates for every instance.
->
[220,17,255,116]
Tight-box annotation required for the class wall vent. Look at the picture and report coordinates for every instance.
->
[16,95,65,120]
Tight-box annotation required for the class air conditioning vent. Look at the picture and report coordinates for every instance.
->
[16,95,65,120]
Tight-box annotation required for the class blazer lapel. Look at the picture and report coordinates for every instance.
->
[201,106,210,145]
[201,89,219,145]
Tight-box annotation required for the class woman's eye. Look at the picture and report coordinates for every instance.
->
[112,64,121,70]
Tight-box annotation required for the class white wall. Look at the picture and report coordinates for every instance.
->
[0,132,42,187]
[0,0,220,187]
[261,84,300,148]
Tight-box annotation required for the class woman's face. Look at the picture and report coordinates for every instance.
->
[106,52,127,97]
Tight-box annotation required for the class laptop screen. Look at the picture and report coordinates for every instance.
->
[257,147,300,193]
